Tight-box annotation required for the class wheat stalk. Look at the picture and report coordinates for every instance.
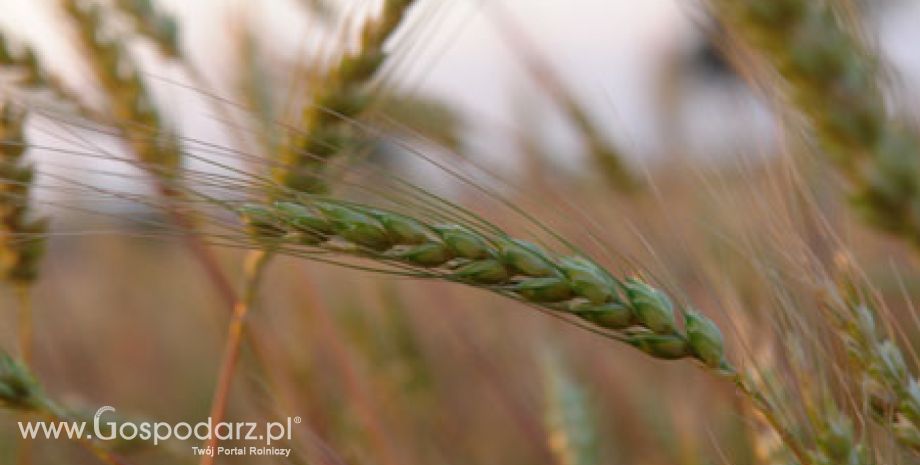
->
[710,0,920,247]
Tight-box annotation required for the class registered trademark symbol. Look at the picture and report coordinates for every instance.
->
[294,416,302,424]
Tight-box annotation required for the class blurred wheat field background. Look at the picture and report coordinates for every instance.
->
[2,1,920,465]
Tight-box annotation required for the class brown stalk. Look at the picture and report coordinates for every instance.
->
[199,248,269,465]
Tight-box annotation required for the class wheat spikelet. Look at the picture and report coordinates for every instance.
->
[0,104,46,285]
[0,35,54,90]
[277,0,417,193]
[113,0,180,58]
[0,32,88,114]
[810,407,867,465]
[711,0,920,246]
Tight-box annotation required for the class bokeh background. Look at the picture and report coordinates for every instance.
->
[1,1,920,464]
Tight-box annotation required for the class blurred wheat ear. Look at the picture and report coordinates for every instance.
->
[495,12,640,193]
[542,349,600,465]
[63,0,181,174]
[276,0,418,194]
[711,0,920,248]
[821,264,920,454]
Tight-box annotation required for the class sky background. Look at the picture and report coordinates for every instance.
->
[2,0,920,180]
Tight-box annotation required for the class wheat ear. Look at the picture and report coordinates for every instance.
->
[61,9,291,452]
[236,198,728,368]
[277,0,417,193]
[63,0,180,173]
[711,0,920,246]
[822,273,920,454]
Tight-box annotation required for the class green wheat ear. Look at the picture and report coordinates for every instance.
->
[238,199,730,370]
